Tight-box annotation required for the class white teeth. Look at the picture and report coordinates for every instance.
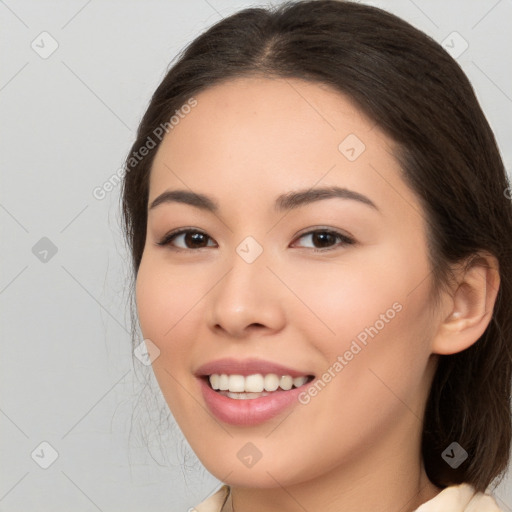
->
[264,374,280,391]
[244,374,264,393]
[280,375,293,390]
[208,373,310,393]
[210,374,220,390]
[228,375,245,392]
[218,374,229,391]
[293,376,308,388]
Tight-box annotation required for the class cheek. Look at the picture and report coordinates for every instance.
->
[311,275,433,433]
[292,242,434,412]
[282,251,409,345]
[135,255,205,423]
[135,253,205,343]
[135,254,203,387]
[136,260,172,345]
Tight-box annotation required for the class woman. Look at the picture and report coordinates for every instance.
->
[120,1,512,510]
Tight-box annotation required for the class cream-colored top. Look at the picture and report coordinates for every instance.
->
[192,483,503,512]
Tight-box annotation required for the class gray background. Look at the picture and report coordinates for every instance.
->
[1,0,511,510]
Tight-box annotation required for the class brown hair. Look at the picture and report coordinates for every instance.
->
[121,0,512,491]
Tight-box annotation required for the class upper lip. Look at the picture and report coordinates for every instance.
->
[195,358,314,378]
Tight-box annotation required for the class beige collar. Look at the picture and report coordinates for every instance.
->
[194,483,502,512]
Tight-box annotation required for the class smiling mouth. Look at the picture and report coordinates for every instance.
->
[203,373,315,399]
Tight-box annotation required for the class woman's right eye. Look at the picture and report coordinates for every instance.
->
[156,229,217,250]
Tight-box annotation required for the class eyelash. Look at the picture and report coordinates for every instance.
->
[156,227,356,253]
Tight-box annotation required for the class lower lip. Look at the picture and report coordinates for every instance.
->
[199,378,308,426]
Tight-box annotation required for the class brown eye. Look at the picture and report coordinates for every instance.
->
[292,229,355,251]
[157,229,216,250]
[311,232,337,248]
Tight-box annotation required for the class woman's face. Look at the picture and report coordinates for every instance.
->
[136,76,440,488]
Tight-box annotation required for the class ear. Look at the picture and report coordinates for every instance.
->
[431,252,500,355]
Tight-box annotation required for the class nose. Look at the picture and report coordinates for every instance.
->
[206,247,287,339]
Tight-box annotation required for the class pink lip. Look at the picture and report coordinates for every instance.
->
[199,378,310,426]
[195,358,314,426]
[194,357,312,378]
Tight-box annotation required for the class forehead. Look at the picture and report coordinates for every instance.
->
[155,76,378,159]
[148,76,418,222]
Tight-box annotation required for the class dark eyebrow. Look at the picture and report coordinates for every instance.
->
[275,186,379,213]
[148,186,379,213]
[149,190,219,212]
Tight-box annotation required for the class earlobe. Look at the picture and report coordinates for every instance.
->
[431,254,500,355]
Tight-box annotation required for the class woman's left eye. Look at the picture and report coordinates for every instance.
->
[291,229,355,251]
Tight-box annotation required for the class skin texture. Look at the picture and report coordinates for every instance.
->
[135,77,500,512]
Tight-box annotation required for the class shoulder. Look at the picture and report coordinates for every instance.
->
[414,483,503,512]
[192,485,231,512]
